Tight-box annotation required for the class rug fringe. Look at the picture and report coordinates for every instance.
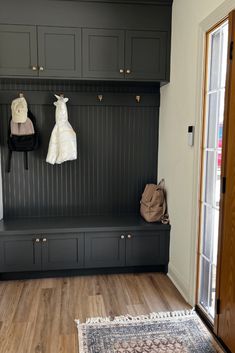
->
[75,308,195,326]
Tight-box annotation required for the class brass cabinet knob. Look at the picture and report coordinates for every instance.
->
[120,235,125,239]
[42,238,47,242]
[32,65,37,71]
[39,66,44,71]
[35,238,40,243]
[126,69,131,74]
[127,234,132,239]
[119,69,124,73]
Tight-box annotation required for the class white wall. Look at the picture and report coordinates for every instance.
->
[159,0,235,304]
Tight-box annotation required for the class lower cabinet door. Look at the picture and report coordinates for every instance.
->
[125,231,169,267]
[0,235,41,272]
[85,232,126,268]
[42,233,84,270]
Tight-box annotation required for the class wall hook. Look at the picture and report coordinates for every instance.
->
[19,92,24,98]
[98,94,103,102]
[136,95,141,103]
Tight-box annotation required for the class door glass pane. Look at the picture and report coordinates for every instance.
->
[199,20,228,321]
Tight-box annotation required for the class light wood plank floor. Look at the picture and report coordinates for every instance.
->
[0,273,190,353]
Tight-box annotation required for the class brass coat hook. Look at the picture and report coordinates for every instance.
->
[136,95,141,103]
[98,94,103,102]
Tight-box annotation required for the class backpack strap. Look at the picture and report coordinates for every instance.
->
[7,150,12,173]
[24,152,28,170]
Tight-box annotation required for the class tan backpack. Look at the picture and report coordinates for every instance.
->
[140,179,169,224]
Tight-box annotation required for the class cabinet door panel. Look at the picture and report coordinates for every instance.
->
[42,233,84,270]
[0,236,41,272]
[0,25,38,76]
[125,30,168,80]
[82,29,125,79]
[38,26,82,78]
[126,231,169,267]
[85,232,125,268]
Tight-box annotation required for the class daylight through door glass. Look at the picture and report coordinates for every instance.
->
[199,20,228,320]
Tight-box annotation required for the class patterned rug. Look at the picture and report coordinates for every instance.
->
[76,310,224,353]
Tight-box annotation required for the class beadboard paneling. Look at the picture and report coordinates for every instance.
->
[0,80,159,219]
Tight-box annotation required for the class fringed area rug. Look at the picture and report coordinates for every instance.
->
[75,310,224,353]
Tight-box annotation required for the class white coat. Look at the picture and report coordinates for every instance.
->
[46,95,77,164]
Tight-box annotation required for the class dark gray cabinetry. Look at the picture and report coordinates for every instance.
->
[0,233,84,273]
[84,228,169,269]
[0,24,38,76]
[85,231,126,268]
[37,26,82,78]
[0,217,170,275]
[82,28,168,81]
[41,233,84,270]
[125,230,169,266]
[82,28,125,79]
[0,24,170,81]
[125,30,168,80]
[0,235,41,272]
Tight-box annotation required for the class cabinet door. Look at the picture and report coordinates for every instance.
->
[125,30,168,80]
[82,28,125,79]
[41,233,84,270]
[37,26,82,78]
[0,235,41,272]
[126,230,170,267]
[0,24,38,76]
[85,232,125,268]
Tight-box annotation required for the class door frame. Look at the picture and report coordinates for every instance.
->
[187,0,235,307]
[195,16,229,322]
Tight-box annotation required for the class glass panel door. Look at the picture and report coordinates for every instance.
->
[198,20,228,320]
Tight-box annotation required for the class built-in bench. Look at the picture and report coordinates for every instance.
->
[0,215,170,280]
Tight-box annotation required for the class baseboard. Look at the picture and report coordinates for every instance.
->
[167,262,190,304]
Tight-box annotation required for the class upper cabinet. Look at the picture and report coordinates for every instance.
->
[125,30,168,80]
[82,28,125,79]
[82,28,168,81]
[0,24,37,76]
[0,24,170,82]
[37,26,82,78]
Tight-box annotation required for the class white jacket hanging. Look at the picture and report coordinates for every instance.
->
[46,94,77,165]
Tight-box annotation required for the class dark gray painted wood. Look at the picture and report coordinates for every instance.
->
[85,231,126,268]
[0,90,160,107]
[0,24,38,77]
[41,233,84,270]
[0,218,170,273]
[82,28,125,79]
[0,82,159,219]
[55,1,173,5]
[0,215,170,235]
[37,26,82,78]
[125,30,168,80]
[0,235,41,272]
[125,230,169,266]
[0,1,172,32]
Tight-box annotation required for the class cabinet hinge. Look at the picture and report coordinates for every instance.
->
[230,41,234,60]
[216,298,221,315]
[222,176,226,194]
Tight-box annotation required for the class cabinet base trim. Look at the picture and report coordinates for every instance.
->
[0,265,168,281]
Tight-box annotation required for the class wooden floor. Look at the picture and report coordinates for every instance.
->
[0,273,190,353]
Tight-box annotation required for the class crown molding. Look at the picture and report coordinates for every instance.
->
[55,0,173,6]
